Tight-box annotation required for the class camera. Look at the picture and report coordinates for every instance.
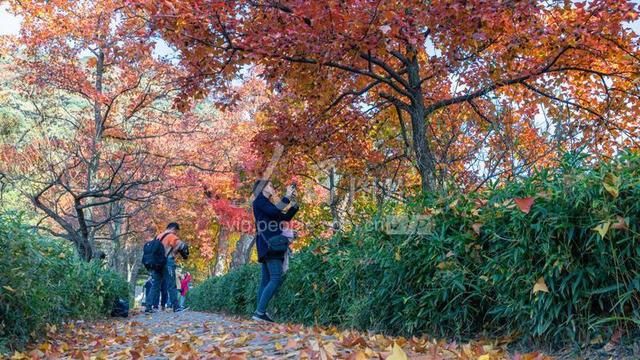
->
[177,242,189,259]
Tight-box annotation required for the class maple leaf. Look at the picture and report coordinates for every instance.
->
[514,197,535,214]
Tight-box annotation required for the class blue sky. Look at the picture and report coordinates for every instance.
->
[0,4,177,59]
[0,4,19,35]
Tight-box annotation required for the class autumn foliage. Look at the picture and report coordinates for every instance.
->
[3,0,640,354]
[2,0,639,272]
[136,0,640,194]
[0,1,267,274]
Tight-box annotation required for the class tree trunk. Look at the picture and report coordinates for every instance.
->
[213,227,230,275]
[76,235,94,261]
[230,233,255,269]
[84,49,106,256]
[328,167,341,231]
[406,49,438,194]
[74,201,94,261]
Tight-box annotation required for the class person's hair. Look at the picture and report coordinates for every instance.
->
[167,222,180,231]
[252,179,270,196]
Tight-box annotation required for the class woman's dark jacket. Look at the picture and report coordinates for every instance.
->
[252,193,298,262]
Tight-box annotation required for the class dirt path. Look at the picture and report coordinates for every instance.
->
[14,309,621,359]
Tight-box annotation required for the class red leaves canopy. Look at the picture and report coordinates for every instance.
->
[137,0,640,188]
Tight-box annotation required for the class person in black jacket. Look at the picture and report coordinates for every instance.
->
[251,179,299,322]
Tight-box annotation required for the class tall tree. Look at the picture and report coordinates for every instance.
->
[0,0,214,260]
[138,0,640,193]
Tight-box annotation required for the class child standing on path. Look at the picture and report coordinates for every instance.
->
[179,272,192,308]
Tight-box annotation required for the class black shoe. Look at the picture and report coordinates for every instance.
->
[173,306,186,313]
[161,306,166,311]
[251,312,275,323]
[145,308,157,314]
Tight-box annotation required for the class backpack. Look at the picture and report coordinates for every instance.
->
[142,233,169,271]
[111,298,129,318]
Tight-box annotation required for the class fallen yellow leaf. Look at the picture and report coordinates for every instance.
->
[592,221,611,238]
[10,351,30,360]
[387,342,408,360]
[603,173,620,198]
[234,335,250,346]
[533,277,549,294]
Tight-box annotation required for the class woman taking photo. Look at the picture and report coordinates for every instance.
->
[251,179,299,322]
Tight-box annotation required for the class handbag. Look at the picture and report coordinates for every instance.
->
[263,234,290,253]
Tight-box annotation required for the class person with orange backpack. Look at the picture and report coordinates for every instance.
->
[143,222,189,313]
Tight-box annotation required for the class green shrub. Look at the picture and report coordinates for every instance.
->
[189,151,640,346]
[0,213,128,352]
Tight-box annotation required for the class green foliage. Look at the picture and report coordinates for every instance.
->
[189,151,640,346]
[188,264,260,315]
[0,213,128,352]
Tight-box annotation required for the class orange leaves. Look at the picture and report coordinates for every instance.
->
[102,0,640,203]
[342,334,368,348]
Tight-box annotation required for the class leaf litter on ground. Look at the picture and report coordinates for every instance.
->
[4,310,554,359]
